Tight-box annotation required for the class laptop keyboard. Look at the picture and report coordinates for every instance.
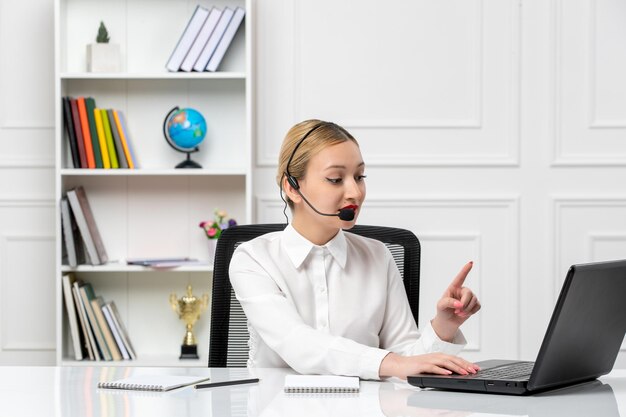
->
[474,361,535,380]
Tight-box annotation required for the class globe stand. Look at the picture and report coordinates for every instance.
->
[176,152,202,169]
[163,106,206,169]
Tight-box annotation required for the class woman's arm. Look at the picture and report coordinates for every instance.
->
[376,249,480,379]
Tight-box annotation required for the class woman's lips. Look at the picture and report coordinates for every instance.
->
[341,205,359,211]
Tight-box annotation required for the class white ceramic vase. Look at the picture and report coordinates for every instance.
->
[86,43,121,72]
[207,239,218,265]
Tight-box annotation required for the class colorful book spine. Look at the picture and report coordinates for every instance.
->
[77,97,96,168]
[100,109,119,168]
[85,97,103,168]
[117,111,138,169]
[79,283,112,361]
[93,109,111,169]
[107,109,128,169]
[62,97,80,168]
[91,297,122,361]
[70,99,87,168]
[112,110,134,169]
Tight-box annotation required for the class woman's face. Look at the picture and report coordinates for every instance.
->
[293,140,366,230]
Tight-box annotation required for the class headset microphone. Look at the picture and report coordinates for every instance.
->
[284,122,357,222]
[293,187,356,221]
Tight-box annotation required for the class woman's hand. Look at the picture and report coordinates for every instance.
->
[379,352,480,380]
[431,261,481,342]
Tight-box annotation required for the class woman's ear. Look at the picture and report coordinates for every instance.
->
[282,175,302,204]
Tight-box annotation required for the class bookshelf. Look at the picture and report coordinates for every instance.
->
[54,0,252,366]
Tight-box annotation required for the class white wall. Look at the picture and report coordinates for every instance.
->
[0,0,624,366]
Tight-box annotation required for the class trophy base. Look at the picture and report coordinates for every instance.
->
[179,344,199,360]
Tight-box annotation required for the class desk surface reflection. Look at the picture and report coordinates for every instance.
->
[0,367,624,417]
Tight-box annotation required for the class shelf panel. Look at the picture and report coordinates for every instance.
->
[61,264,213,273]
[61,356,205,367]
[60,72,246,80]
[60,168,247,176]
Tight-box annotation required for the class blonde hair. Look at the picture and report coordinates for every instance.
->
[277,120,358,208]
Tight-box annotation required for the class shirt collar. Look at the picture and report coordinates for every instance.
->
[282,224,347,269]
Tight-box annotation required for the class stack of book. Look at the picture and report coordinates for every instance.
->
[62,96,137,169]
[62,273,136,361]
[166,4,245,72]
[61,186,108,266]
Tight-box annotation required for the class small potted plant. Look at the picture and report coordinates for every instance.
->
[86,21,121,72]
[199,209,237,262]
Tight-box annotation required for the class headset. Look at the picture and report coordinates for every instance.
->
[282,122,356,222]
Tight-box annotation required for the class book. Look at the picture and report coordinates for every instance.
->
[91,297,123,360]
[79,283,112,360]
[77,97,96,169]
[126,257,198,266]
[112,110,134,169]
[180,7,221,72]
[85,97,103,168]
[206,7,245,72]
[100,109,119,168]
[62,97,80,168]
[93,108,111,168]
[70,98,87,168]
[72,280,98,360]
[60,197,78,267]
[126,257,207,268]
[105,301,136,359]
[283,375,360,393]
[165,5,211,72]
[193,7,234,72]
[62,273,84,360]
[101,302,131,360]
[107,109,128,169]
[98,375,211,391]
[66,186,108,265]
[116,111,139,168]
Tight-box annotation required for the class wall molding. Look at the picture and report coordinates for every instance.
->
[419,232,483,351]
[552,196,626,299]
[552,0,626,166]
[0,233,55,352]
[257,0,520,167]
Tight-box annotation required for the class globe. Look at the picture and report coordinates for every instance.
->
[163,106,207,168]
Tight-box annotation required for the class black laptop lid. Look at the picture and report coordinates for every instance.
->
[528,259,626,391]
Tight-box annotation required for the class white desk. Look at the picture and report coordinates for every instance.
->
[1,366,624,417]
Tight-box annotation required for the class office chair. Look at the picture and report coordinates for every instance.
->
[208,224,421,367]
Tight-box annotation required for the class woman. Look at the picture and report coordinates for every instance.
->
[229,120,481,380]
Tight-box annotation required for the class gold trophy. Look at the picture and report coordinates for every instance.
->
[169,285,209,359]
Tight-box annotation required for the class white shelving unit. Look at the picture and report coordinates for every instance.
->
[54,0,252,367]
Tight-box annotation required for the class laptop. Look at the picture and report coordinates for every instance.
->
[408,259,626,395]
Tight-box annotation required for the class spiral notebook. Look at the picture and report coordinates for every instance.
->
[284,375,360,394]
[98,375,210,392]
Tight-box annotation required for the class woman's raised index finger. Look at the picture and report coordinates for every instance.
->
[449,261,473,288]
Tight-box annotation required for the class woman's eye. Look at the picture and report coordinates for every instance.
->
[356,175,367,182]
[326,178,342,184]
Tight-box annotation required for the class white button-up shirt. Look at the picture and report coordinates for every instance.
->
[229,224,466,380]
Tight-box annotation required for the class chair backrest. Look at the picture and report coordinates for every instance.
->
[208,224,421,367]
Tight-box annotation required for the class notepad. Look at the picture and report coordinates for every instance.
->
[284,375,360,393]
[98,375,211,392]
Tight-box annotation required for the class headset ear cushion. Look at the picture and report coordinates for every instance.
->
[287,175,300,190]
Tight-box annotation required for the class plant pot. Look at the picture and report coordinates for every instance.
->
[207,239,218,266]
[86,43,121,72]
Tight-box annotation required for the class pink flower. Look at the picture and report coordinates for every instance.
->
[207,227,218,238]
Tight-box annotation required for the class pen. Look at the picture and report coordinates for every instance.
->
[195,378,260,389]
